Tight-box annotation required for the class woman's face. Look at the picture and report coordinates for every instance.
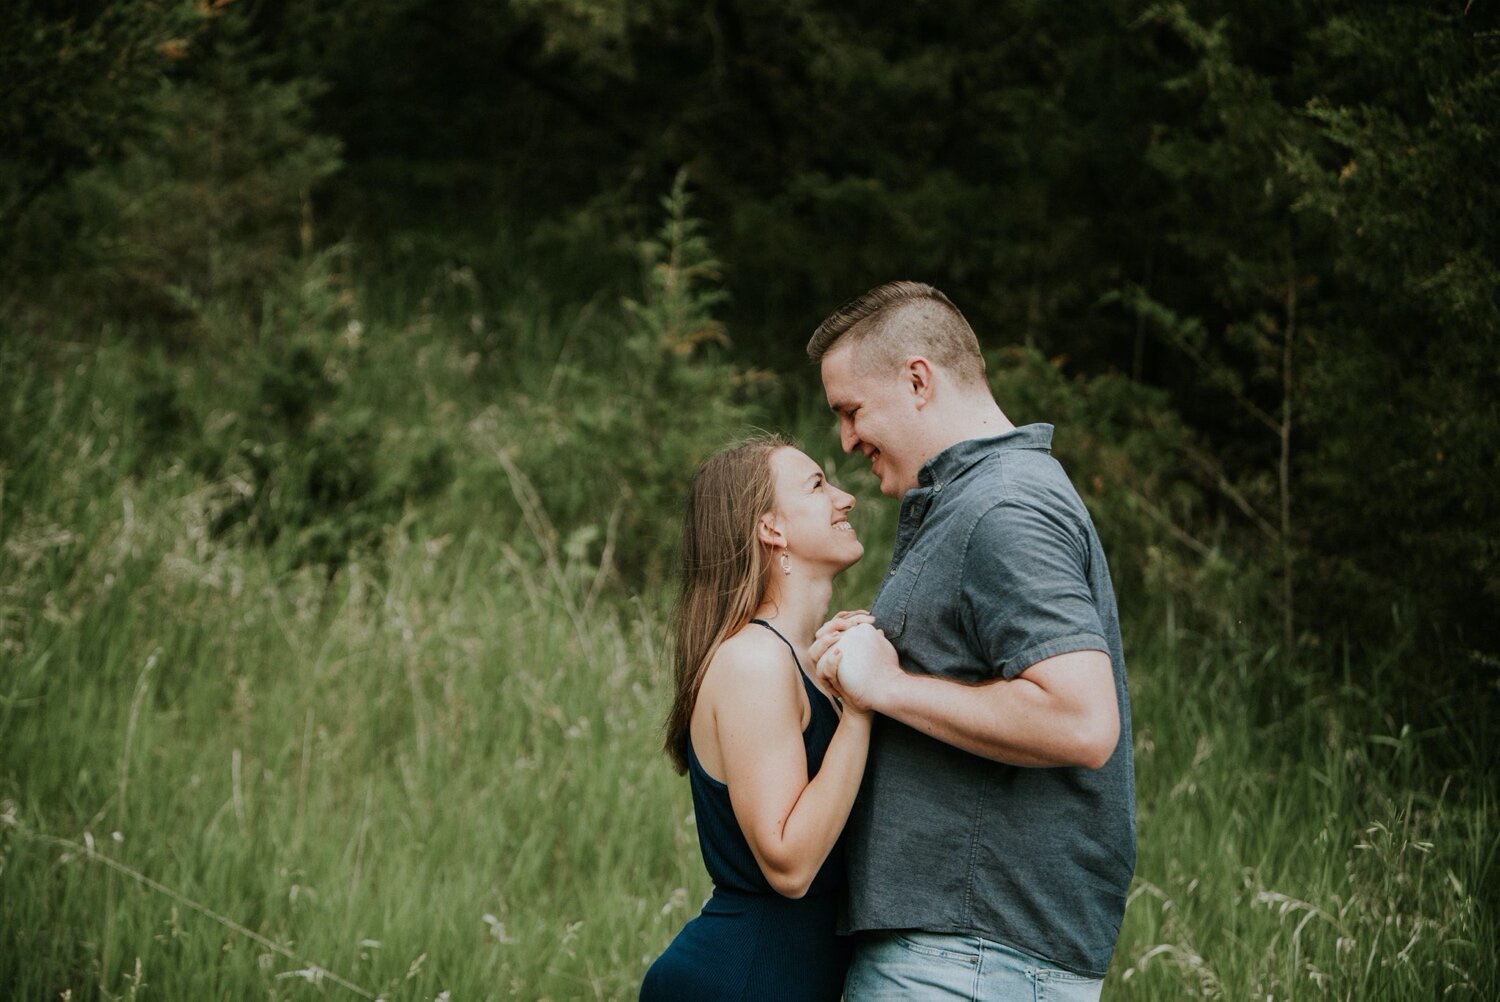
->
[766,447,863,573]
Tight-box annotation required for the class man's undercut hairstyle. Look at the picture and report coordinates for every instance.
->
[806,280,986,388]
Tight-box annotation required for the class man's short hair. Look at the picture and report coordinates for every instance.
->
[806,280,986,387]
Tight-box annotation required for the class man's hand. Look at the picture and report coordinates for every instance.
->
[808,610,871,681]
[809,610,871,671]
[813,622,900,714]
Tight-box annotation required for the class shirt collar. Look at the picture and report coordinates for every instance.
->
[916,423,1055,492]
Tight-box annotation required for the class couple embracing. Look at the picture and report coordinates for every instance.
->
[642,282,1136,1001]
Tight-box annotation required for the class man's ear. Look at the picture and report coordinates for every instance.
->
[906,357,935,409]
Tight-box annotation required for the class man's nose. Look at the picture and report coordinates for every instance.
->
[839,421,858,453]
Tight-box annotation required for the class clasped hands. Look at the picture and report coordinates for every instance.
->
[809,609,900,715]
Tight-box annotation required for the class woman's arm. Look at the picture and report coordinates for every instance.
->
[707,638,871,899]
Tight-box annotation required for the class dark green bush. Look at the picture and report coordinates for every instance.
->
[5,4,340,337]
[148,324,451,575]
[987,347,1255,639]
[504,171,773,584]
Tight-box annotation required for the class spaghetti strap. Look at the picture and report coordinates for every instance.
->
[750,618,840,716]
[749,618,803,671]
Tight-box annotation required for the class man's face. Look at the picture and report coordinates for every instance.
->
[820,344,926,498]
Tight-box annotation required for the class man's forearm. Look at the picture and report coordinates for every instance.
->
[873,652,1119,769]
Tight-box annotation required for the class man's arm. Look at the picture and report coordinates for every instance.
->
[819,624,1118,768]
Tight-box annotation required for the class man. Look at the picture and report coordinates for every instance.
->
[807,281,1135,1000]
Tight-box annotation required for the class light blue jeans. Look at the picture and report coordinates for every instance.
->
[845,931,1105,1001]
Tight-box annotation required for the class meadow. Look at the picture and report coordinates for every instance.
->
[1,262,1494,1000]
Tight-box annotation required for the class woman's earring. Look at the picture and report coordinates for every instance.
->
[779,552,792,575]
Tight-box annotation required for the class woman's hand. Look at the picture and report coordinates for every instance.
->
[809,609,874,703]
[815,623,900,715]
[820,642,875,721]
[810,609,874,659]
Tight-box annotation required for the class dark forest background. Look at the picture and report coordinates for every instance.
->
[7,0,1496,725]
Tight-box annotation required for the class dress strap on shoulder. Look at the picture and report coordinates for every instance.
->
[750,618,841,722]
[749,618,803,671]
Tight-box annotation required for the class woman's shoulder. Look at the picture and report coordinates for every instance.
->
[702,625,802,700]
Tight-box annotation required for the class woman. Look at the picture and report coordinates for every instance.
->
[641,435,872,1001]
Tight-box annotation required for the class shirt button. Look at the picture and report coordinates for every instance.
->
[934,482,943,493]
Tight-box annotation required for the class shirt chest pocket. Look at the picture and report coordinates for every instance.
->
[871,552,928,641]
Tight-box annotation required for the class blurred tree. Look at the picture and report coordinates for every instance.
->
[0,0,204,236]
[1112,2,1498,704]
[509,169,773,583]
[4,1,340,335]
[1286,7,1499,680]
[1109,2,1321,660]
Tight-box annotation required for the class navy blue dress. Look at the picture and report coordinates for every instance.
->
[641,620,852,1001]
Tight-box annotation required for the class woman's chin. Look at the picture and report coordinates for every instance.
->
[838,544,865,570]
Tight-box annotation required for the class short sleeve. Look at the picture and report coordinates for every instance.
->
[961,501,1108,680]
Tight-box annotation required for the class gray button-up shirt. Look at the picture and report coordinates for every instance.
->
[844,424,1136,978]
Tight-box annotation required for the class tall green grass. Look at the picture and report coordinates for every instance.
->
[2,309,1494,1000]
[1,336,696,999]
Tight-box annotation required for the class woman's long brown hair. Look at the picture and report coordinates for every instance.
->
[663,434,790,773]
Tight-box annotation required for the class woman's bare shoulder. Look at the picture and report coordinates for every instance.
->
[702,625,800,699]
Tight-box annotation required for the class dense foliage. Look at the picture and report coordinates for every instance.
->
[7,0,1495,716]
[2,5,1497,996]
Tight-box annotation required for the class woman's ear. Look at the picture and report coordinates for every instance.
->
[755,513,783,548]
